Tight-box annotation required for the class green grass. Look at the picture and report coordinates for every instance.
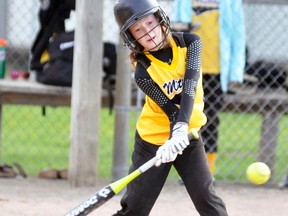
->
[216,112,288,183]
[0,105,287,183]
[0,105,137,178]
[1,106,71,175]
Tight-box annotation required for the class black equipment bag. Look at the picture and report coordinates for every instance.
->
[30,0,75,86]
[37,31,74,86]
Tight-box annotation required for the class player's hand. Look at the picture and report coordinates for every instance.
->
[155,139,178,167]
[155,122,189,167]
[169,122,189,153]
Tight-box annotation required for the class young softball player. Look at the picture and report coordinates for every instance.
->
[113,0,228,215]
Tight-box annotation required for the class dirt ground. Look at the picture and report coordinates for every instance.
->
[0,177,288,216]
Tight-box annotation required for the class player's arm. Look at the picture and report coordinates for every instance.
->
[156,34,203,166]
[177,33,202,124]
[134,64,179,123]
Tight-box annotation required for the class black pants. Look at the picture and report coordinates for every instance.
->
[113,132,228,216]
[201,74,224,153]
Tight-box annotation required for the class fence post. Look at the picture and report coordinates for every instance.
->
[112,39,131,182]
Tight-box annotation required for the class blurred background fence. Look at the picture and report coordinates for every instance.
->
[0,0,287,185]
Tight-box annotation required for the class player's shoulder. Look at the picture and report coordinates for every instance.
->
[182,32,201,43]
[172,31,201,47]
[134,57,150,79]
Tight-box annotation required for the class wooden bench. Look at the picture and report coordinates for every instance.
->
[0,79,71,106]
[0,79,118,107]
[224,86,288,180]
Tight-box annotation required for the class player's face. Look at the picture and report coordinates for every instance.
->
[129,14,164,51]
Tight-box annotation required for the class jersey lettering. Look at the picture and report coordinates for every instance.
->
[162,78,183,95]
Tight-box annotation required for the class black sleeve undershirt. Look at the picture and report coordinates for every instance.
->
[177,33,202,123]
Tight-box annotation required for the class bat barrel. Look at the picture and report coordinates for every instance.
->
[64,185,115,216]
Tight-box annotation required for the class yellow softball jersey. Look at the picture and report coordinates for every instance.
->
[135,33,207,145]
[192,0,220,74]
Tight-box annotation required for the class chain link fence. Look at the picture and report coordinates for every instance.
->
[0,0,287,185]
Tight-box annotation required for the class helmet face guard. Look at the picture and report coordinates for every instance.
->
[114,0,171,52]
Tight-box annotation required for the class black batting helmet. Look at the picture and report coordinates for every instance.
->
[114,0,171,51]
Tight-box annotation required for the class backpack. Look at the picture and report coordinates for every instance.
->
[37,31,74,86]
[30,0,75,86]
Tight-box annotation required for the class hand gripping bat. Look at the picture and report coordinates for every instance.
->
[64,130,199,216]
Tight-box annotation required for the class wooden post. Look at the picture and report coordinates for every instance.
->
[69,0,103,187]
[112,40,131,181]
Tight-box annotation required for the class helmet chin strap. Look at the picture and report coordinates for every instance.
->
[145,28,170,52]
[143,33,162,52]
[142,27,170,53]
